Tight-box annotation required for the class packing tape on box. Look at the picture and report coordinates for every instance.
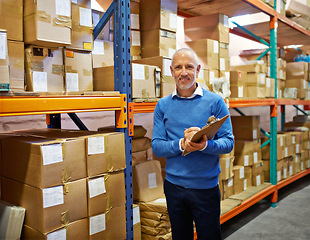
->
[73,23,93,33]
[65,225,71,240]
[162,75,175,84]
[144,66,149,80]
[142,89,150,99]
[61,210,70,225]
[160,30,176,39]
[53,16,72,29]
[63,182,71,194]
[52,64,64,76]
[62,167,72,184]
[65,66,78,74]
[32,61,44,72]
[37,10,51,23]
[83,69,92,76]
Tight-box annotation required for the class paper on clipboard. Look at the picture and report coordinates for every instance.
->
[182,114,229,156]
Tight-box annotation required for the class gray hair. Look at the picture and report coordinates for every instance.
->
[171,48,199,66]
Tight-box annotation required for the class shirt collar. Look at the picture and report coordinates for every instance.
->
[172,83,203,99]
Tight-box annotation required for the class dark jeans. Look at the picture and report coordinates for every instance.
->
[164,180,222,240]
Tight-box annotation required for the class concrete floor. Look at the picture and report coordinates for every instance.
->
[221,174,310,240]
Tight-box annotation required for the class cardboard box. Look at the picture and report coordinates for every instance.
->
[233,178,245,195]
[141,29,176,58]
[246,84,266,98]
[0,0,23,41]
[2,135,87,188]
[22,218,89,240]
[89,205,126,240]
[24,0,71,47]
[7,40,24,92]
[132,56,174,98]
[131,30,142,57]
[0,200,25,240]
[87,171,126,216]
[286,62,308,80]
[140,0,177,32]
[266,78,275,97]
[92,40,114,68]
[234,141,256,166]
[133,150,148,166]
[252,172,264,186]
[1,177,87,233]
[133,204,142,240]
[185,39,219,69]
[231,63,267,74]
[222,177,234,199]
[219,157,234,180]
[133,160,164,202]
[70,3,93,51]
[233,165,245,181]
[25,46,64,92]
[130,1,140,30]
[219,42,230,71]
[64,49,93,92]
[0,30,10,91]
[184,13,229,43]
[93,63,160,99]
[263,158,284,182]
[231,116,260,141]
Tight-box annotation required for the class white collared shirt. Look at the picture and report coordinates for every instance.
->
[172,83,203,99]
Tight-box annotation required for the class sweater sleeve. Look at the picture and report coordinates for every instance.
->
[151,100,182,158]
[201,97,234,155]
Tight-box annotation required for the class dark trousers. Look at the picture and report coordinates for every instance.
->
[164,180,222,240]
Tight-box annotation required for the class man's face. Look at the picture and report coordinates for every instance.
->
[170,51,200,91]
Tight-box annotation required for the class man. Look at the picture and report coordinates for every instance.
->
[151,48,234,240]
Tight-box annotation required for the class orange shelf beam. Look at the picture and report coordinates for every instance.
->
[0,95,123,116]
[277,99,310,106]
[133,102,157,113]
[277,168,310,190]
[227,99,276,108]
[220,184,277,224]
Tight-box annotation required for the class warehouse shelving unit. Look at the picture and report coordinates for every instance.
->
[131,0,310,231]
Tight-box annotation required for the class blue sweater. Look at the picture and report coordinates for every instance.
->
[151,89,234,189]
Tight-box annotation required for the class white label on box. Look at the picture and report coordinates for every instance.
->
[41,144,63,166]
[55,0,71,17]
[304,80,307,89]
[213,41,219,53]
[148,173,157,189]
[284,169,287,178]
[253,129,257,139]
[256,175,261,186]
[244,155,249,166]
[295,155,298,163]
[267,67,270,77]
[130,14,140,29]
[285,147,288,157]
[169,13,177,29]
[163,59,172,76]
[71,0,78,4]
[92,12,100,25]
[308,91,310,99]
[301,162,304,170]
[33,71,47,92]
[239,167,244,179]
[223,15,229,28]
[280,70,283,79]
[292,136,295,144]
[289,166,293,176]
[93,40,105,55]
[226,158,230,169]
[209,71,215,81]
[88,137,105,155]
[66,73,79,91]
[131,31,140,46]
[0,32,7,60]
[225,72,230,81]
[154,198,166,203]
[47,229,66,240]
[267,78,271,87]
[132,64,145,80]
[280,137,283,147]
[254,152,258,163]
[169,48,176,59]
[79,7,92,27]
[88,177,106,198]
[244,179,247,190]
[133,206,140,225]
[220,58,225,71]
[90,213,106,235]
[308,160,310,167]
[260,73,265,85]
[238,86,243,98]
[43,186,64,208]
[277,171,281,181]
[296,144,300,153]
[228,178,233,187]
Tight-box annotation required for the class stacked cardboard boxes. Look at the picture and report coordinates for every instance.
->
[219,149,235,200]
[0,29,10,91]
[230,70,247,98]
[1,129,127,239]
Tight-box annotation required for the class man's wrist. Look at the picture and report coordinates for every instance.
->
[200,141,208,151]
[179,138,185,152]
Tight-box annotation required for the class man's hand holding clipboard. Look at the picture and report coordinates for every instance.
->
[182,115,229,156]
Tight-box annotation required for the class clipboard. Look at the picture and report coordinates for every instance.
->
[182,114,229,156]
